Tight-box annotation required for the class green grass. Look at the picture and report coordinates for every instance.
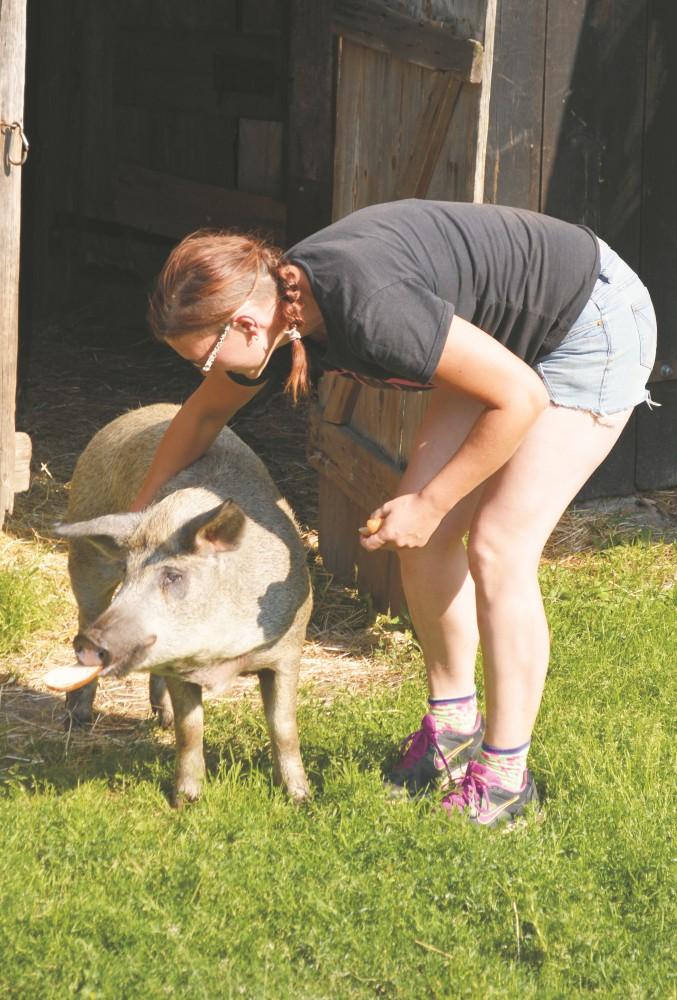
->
[0,556,63,662]
[0,541,674,998]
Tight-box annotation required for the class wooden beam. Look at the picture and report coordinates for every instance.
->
[114,162,286,243]
[320,377,361,425]
[13,431,30,493]
[0,0,27,526]
[393,72,464,199]
[331,0,484,82]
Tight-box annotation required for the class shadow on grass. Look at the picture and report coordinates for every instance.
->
[0,680,396,804]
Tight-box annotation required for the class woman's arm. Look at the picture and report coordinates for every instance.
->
[129,369,265,511]
[361,315,550,550]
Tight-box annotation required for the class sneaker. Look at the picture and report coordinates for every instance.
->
[441,759,539,826]
[385,712,484,798]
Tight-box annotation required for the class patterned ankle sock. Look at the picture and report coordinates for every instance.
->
[478,741,530,792]
[428,692,478,734]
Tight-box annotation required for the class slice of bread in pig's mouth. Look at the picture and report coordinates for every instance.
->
[43,664,102,692]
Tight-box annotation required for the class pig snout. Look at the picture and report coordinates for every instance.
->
[74,632,111,668]
[73,630,157,674]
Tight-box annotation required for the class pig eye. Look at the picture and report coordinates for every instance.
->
[160,567,183,589]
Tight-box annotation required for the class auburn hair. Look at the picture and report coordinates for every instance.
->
[147,229,310,402]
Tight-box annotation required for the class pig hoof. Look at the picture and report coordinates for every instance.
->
[171,783,202,809]
[149,675,173,729]
[153,705,174,730]
[64,708,93,730]
[288,783,312,804]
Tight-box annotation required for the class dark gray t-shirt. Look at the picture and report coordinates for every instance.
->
[230,199,600,389]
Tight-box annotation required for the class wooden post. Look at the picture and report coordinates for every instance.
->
[0,0,28,528]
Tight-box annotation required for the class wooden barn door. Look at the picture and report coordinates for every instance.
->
[484,0,677,496]
[0,0,30,530]
[306,0,497,612]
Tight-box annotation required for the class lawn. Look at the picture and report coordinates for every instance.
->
[0,537,674,999]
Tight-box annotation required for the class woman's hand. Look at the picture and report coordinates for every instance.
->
[358,492,447,552]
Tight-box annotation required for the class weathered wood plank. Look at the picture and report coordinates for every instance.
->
[641,0,677,387]
[318,3,498,608]
[351,386,403,464]
[237,119,284,199]
[13,431,31,494]
[113,162,286,242]
[321,378,361,425]
[332,0,484,81]
[286,0,336,246]
[0,0,27,526]
[483,0,547,209]
[307,406,403,514]
[317,476,404,614]
[393,72,464,199]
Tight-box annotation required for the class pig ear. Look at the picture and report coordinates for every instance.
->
[188,499,246,554]
[53,513,143,560]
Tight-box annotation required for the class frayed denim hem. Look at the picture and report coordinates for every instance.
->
[543,393,660,419]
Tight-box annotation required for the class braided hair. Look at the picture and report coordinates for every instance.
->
[148,230,310,402]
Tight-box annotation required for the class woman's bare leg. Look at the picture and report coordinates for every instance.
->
[467,404,633,748]
[396,390,486,699]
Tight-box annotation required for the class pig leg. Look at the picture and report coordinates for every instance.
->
[65,542,120,727]
[149,675,174,730]
[258,665,310,802]
[165,678,206,806]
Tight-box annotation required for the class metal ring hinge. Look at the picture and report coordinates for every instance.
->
[1,120,30,166]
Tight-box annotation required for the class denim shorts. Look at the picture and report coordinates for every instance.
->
[534,239,657,415]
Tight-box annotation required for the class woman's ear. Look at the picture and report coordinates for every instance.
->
[231,315,260,342]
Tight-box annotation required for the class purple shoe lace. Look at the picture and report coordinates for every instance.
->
[397,714,456,785]
[442,760,493,815]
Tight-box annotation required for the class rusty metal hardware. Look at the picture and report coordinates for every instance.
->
[0,120,29,166]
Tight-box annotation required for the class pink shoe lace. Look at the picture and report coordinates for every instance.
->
[442,759,493,816]
[397,714,456,785]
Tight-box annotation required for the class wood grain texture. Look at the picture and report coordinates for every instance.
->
[13,432,31,494]
[0,0,27,525]
[307,406,403,514]
[332,0,484,80]
[483,0,547,209]
[319,3,497,610]
[113,162,286,243]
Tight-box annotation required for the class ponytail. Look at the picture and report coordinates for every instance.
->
[273,261,310,403]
